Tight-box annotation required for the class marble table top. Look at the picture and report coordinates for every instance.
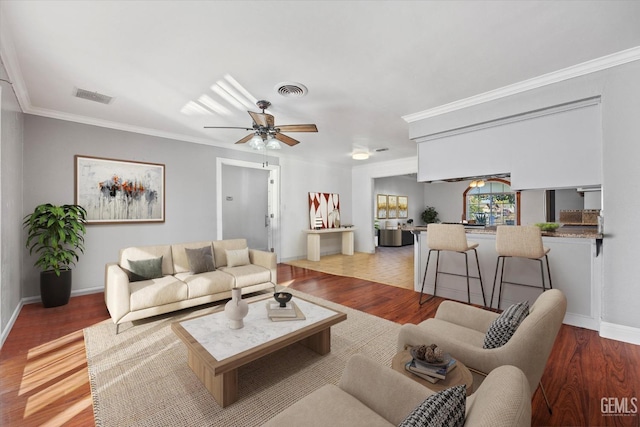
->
[179,296,340,361]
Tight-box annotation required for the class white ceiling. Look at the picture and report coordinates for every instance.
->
[2,1,640,166]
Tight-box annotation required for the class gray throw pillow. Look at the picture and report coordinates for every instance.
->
[483,300,530,349]
[127,256,164,282]
[398,385,466,427]
[185,246,215,274]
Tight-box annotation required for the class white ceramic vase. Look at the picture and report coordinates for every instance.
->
[224,288,249,329]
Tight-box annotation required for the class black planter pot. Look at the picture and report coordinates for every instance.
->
[40,269,72,308]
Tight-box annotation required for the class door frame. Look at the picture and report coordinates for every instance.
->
[216,157,280,261]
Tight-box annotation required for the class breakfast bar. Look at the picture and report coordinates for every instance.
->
[410,226,603,331]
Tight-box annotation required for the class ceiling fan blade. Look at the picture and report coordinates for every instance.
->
[275,133,300,146]
[235,133,254,144]
[248,111,275,128]
[277,124,318,133]
[204,126,254,131]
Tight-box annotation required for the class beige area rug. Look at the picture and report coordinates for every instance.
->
[285,245,415,290]
[85,290,400,426]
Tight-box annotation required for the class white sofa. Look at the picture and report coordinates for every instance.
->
[104,239,276,332]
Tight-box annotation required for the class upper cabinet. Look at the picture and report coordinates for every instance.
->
[416,99,602,190]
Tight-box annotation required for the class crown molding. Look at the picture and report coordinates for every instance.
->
[0,10,31,111]
[403,46,640,123]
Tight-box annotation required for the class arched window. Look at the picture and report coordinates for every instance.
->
[463,179,520,226]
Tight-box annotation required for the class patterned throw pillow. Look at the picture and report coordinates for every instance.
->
[225,248,250,267]
[398,385,466,427]
[127,256,164,282]
[185,246,215,274]
[483,301,530,349]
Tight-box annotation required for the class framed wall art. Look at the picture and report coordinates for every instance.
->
[387,195,398,219]
[308,192,340,229]
[75,155,165,224]
[398,196,409,219]
[376,194,388,219]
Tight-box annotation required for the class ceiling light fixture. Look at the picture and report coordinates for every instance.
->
[248,133,265,150]
[352,151,370,160]
[470,179,486,188]
[265,135,281,150]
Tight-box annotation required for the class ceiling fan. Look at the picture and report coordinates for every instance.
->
[204,100,317,147]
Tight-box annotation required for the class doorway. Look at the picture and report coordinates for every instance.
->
[216,158,280,256]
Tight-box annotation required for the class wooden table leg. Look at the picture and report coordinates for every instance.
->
[188,350,238,407]
[299,328,331,355]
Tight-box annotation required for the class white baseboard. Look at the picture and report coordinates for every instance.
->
[600,321,640,346]
[0,300,24,349]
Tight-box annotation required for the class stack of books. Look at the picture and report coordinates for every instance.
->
[266,300,306,321]
[405,355,457,384]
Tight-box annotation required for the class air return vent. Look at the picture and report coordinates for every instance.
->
[74,88,114,104]
[274,82,308,98]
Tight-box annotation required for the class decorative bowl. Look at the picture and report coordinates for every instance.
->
[273,292,293,307]
[535,222,561,232]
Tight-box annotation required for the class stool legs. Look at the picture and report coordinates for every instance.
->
[419,249,486,307]
[491,255,553,310]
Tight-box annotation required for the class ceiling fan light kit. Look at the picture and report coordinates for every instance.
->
[205,100,317,148]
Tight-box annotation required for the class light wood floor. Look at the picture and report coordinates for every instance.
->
[1,264,639,426]
[284,245,414,289]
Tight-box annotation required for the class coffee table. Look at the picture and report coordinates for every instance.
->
[171,294,346,407]
[391,349,473,396]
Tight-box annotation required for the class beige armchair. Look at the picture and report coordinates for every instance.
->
[398,289,566,412]
[263,354,531,427]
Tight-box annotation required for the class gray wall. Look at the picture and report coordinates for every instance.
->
[22,115,275,298]
[1,58,24,341]
[409,60,640,332]
[374,175,425,226]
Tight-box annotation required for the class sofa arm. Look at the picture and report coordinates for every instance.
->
[249,249,277,284]
[104,263,131,324]
[339,354,433,425]
[435,300,498,333]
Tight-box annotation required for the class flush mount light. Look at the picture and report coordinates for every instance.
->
[352,151,370,160]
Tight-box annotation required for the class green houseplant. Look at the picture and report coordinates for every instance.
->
[23,204,87,307]
[421,206,439,225]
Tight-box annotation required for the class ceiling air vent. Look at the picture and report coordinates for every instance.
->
[74,88,114,105]
[274,82,308,98]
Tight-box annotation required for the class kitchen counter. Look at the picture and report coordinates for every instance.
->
[405,225,603,239]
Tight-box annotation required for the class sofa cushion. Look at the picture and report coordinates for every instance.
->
[120,245,174,276]
[226,247,250,267]
[174,271,235,298]
[170,241,214,274]
[129,276,188,311]
[398,385,466,427]
[219,264,271,288]
[212,239,248,268]
[483,301,530,349]
[127,256,164,282]
[185,246,216,274]
[262,384,394,427]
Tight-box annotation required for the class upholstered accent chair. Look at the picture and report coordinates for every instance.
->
[399,289,567,413]
[263,354,531,427]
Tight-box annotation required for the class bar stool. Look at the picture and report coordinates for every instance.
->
[419,224,487,306]
[490,225,553,310]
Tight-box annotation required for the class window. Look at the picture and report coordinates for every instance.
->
[463,179,520,225]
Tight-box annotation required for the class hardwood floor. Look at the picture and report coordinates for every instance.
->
[1,265,639,426]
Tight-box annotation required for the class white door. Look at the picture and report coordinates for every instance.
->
[221,164,270,251]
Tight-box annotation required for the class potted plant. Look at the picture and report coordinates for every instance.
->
[421,206,439,224]
[23,204,88,307]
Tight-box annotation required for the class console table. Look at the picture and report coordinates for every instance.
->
[303,228,356,261]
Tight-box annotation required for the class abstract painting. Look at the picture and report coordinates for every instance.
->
[308,192,340,229]
[376,194,387,219]
[398,196,408,218]
[75,155,165,224]
[387,195,398,219]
